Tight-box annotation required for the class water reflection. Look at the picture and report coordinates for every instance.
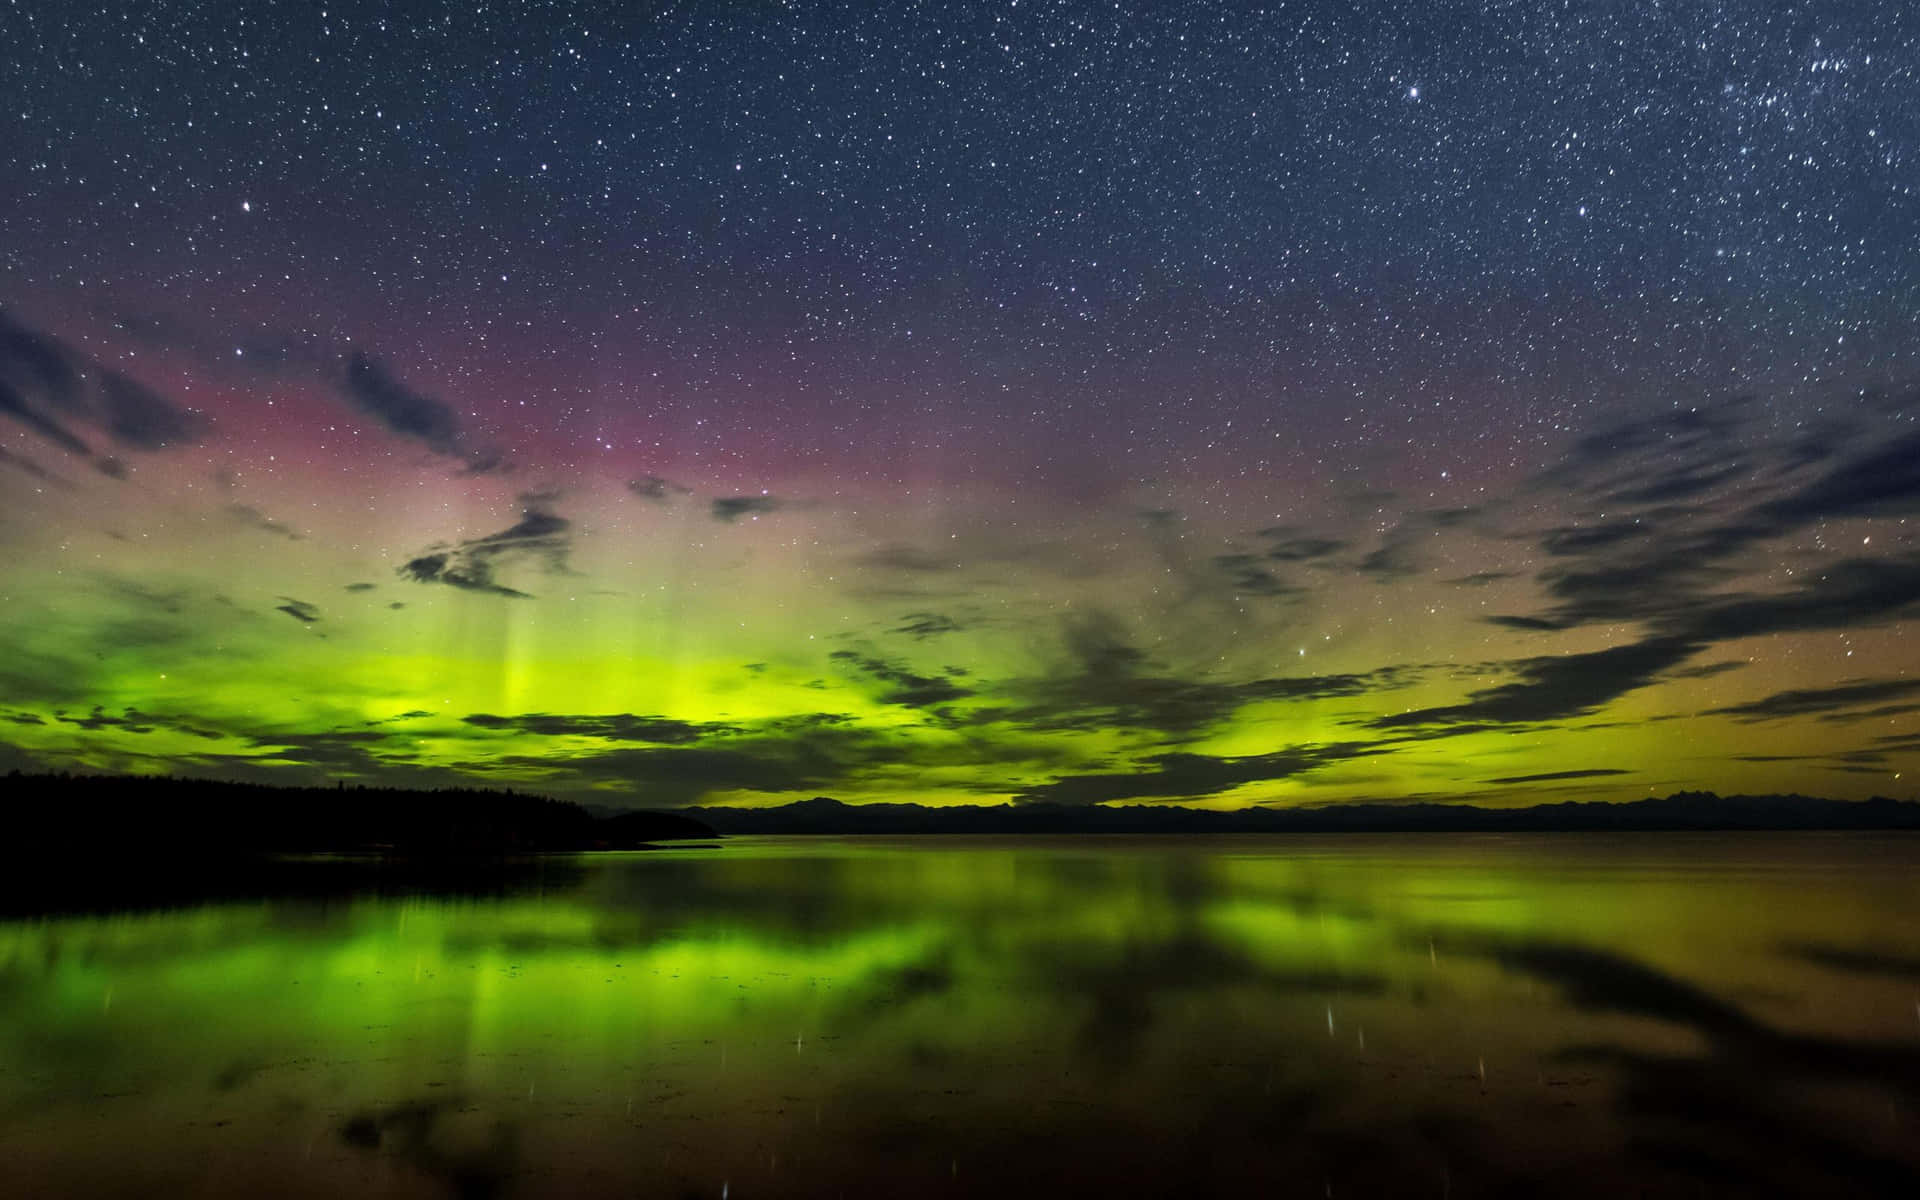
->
[0,835,1915,1197]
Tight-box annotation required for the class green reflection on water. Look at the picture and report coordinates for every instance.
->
[2,835,1918,1197]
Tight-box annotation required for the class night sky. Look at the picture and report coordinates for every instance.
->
[4,0,1919,810]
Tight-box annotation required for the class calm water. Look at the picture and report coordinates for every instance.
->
[2,834,1917,1198]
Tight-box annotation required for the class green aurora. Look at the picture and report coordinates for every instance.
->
[2,339,1917,811]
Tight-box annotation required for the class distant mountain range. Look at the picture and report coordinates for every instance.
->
[679,792,1920,835]
[3,771,717,854]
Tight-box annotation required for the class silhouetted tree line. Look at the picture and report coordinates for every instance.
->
[2,771,716,854]
[684,792,1920,835]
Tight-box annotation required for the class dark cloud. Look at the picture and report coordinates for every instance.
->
[1355,510,1475,580]
[830,650,972,708]
[237,729,417,772]
[90,306,507,474]
[1502,397,1920,635]
[1564,398,1755,472]
[1666,660,1746,681]
[1485,614,1565,631]
[1449,570,1516,587]
[892,611,962,638]
[340,352,504,473]
[0,311,206,458]
[399,553,531,598]
[1015,742,1387,806]
[853,544,957,572]
[1212,554,1304,597]
[627,474,689,502]
[1818,702,1920,723]
[461,712,719,744]
[1753,427,1920,527]
[485,746,822,806]
[0,444,61,482]
[1257,531,1348,562]
[1603,459,1749,506]
[368,709,435,724]
[711,495,783,522]
[274,597,321,624]
[396,503,572,599]
[1484,768,1633,784]
[0,380,93,456]
[1706,678,1920,723]
[344,582,377,592]
[1389,551,1920,731]
[53,705,223,740]
[983,611,1415,737]
[1373,636,1702,729]
[1541,521,1647,557]
[96,370,200,449]
[226,503,301,540]
[1676,555,1920,644]
[342,353,460,455]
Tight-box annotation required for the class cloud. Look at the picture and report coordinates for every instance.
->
[893,612,962,638]
[711,495,783,522]
[1484,768,1633,784]
[853,544,958,572]
[341,353,460,454]
[628,475,690,502]
[1212,554,1304,598]
[226,503,302,540]
[0,310,206,461]
[90,306,508,474]
[52,705,224,740]
[1705,678,1920,723]
[461,712,720,744]
[1541,521,1648,557]
[1386,549,1920,732]
[399,554,531,598]
[830,650,973,708]
[0,380,94,456]
[345,582,377,592]
[1498,397,1920,635]
[0,444,62,483]
[1752,427,1920,527]
[1676,555,1920,644]
[979,611,1415,737]
[484,746,824,806]
[1603,459,1748,505]
[96,370,201,449]
[1014,742,1387,806]
[274,597,321,624]
[340,352,504,472]
[1353,509,1476,580]
[397,503,573,599]
[1485,614,1564,631]
[1257,531,1348,562]
[1373,636,1702,729]
[1563,398,1755,473]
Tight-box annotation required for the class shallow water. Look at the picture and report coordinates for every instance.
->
[2,834,1917,1197]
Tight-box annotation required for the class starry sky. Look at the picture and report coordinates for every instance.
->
[3,0,1919,810]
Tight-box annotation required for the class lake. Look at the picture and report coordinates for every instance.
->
[2,834,1917,1197]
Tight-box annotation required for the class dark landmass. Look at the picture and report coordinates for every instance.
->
[3,771,717,853]
[682,792,1920,835]
[0,772,719,915]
